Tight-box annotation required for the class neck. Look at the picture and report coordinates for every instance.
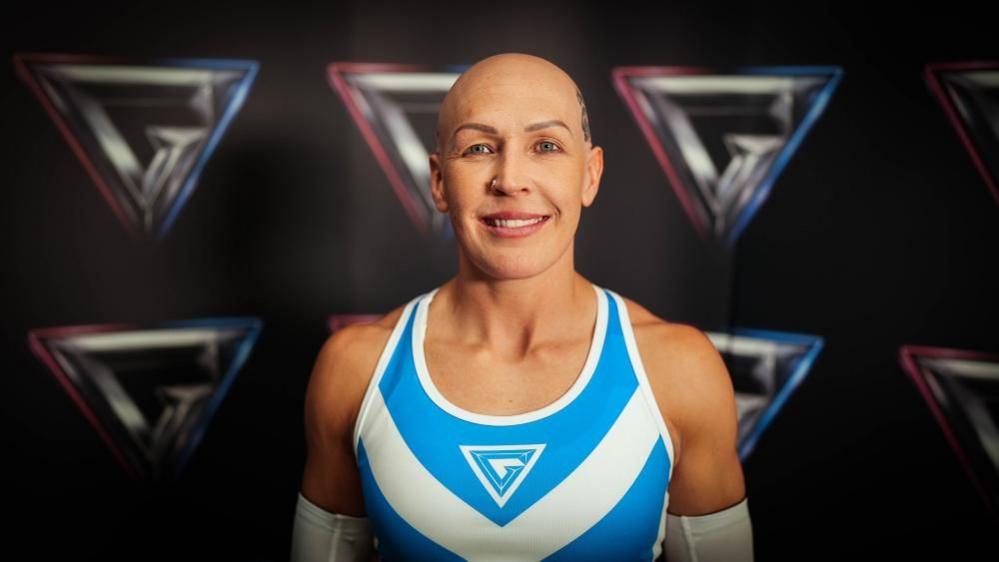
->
[433,244,594,359]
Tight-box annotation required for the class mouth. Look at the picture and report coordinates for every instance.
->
[479,213,551,238]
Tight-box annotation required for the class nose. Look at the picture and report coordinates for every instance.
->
[489,152,530,196]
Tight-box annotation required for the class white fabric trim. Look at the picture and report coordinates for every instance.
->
[609,290,676,476]
[352,295,421,457]
[291,492,374,562]
[664,498,754,562]
[411,283,608,426]
[362,387,658,559]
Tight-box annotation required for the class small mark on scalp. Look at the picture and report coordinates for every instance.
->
[576,88,591,143]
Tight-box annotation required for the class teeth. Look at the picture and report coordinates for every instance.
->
[487,217,546,228]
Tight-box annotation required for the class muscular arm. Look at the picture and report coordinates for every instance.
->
[631,308,752,561]
[655,325,745,514]
[293,315,400,561]
[300,327,370,516]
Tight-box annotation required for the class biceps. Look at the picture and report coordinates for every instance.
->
[301,376,366,517]
[666,436,745,515]
[301,432,367,516]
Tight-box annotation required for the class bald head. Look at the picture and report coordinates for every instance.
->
[436,53,591,154]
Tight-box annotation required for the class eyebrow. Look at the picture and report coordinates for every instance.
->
[451,119,574,140]
[524,120,572,135]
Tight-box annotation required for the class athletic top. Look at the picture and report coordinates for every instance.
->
[353,283,676,561]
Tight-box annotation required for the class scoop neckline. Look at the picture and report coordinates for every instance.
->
[411,283,608,426]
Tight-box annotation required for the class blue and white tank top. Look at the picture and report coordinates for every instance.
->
[353,283,676,561]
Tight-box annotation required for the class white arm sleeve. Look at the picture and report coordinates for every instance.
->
[290,492,375,562]
[664,497,753,562]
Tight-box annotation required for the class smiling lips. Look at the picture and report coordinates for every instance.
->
[480,211,551,238]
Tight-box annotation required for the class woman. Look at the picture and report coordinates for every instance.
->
[292,53,752,561]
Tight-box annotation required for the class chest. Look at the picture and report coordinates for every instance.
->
[423,337,593,415]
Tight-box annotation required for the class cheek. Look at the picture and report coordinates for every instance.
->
[546,171,587,217]
[438,177,467,211]
[443,166,486,202]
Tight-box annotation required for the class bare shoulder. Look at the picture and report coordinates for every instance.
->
[304,303,408,442]
[619,295,725,381]
[300,303,410,513]
[618,295,737,449]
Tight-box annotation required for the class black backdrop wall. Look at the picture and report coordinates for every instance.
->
[2,1,997,560]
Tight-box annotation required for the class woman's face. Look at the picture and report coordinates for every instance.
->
[430,64,603,280]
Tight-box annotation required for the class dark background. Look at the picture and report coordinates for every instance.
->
[2,1,997,560]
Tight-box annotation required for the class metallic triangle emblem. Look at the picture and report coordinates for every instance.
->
[706,328,824,459]
[327,63,465,236]
[460,443,545,507]
[900,346,999,515]
[613,66,842,247]
[925,61,999,207]
[27,317,262,479]
[13,54,258,239]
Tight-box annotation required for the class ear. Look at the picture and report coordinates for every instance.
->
[581,145,604,208]
[429,152,449,213]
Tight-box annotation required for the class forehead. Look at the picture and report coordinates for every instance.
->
[449,73,578,128]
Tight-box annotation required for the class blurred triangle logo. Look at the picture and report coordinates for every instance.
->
[460,444,545,507]
[327,63,465,237]
[613,66,842,247]
[27,318,262,479]
[900,347,999,514]
[925,61,999,207]
[705,328,823,461]
[14,54,258,239]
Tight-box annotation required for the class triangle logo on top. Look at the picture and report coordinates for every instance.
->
[326,63,465,237]
[924,61,999,207]
[460,444,546,508]
[14,54,258,240]
[612,65,842,247]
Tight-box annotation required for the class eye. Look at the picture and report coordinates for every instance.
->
[464,144,493,155]
[536,141,561,153]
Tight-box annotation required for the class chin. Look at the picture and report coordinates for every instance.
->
[469,249,560,280]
